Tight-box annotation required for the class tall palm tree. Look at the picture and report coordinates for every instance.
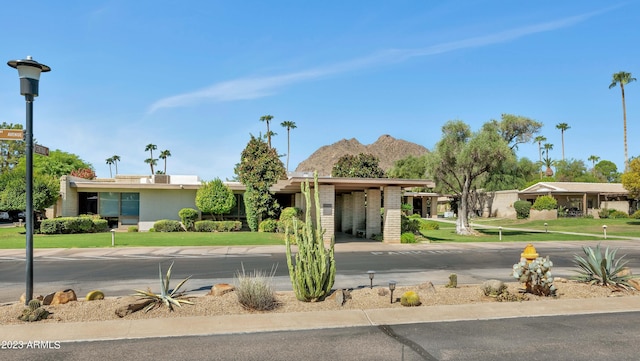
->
[543,143,554,177]
[111,155,121,175]
[609,71,636,171]
[144,158,157,175]
[588,155,600,175]
[280,120,297,173]
[159,150,171,174]
[260,115,274,148]
[533,135,546,178]
[555,123,570,161]
[105,157,114,178]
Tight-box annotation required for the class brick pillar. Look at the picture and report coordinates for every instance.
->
[318,185,335,242]
[341,193,353,234]
[430,196,438,218]
[406,196,414,215]
[352,191,366,236]
[383,186,402,243]
[294,192,304,218]
[366,188,381,238]
[421,197,428,218]
[335,195,343,232]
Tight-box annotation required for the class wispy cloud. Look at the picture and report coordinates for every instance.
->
[148,10,603,113]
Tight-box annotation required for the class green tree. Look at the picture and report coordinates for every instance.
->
[159,149,171,174]
[0,170,59,212]
[554,159,593,182]
[494,114,542,150]
[588,155,600,175]
[425,120,514,235]
[483,157,539,191]
[533,135,547,178]
[105,157,114,178]
[112,155,121,175]
[15,149,93,178]
[595,160,621,183]
[259,115,274,148]
[195,178,236,220]
[609,71,636,171]
[234,135,286,231]
[556,123,570,161]
[387,154,429,179]
[543,143,554,177]
[280,120,297,173]
[0,122,25,174]
[331,153,385,178]
[144,144,157,174]
[622,157,640,199]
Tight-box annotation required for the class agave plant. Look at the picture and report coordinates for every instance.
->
[133,261,194,312]
[572,244,635,289]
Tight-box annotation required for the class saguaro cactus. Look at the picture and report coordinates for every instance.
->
[285,173,336,302]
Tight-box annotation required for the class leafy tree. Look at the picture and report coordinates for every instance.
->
[15,149,93,178]
[0,170,59,212]
[105,157,114,177]
[609,71,636,171]
[144,144,157,174]
[159,149,171,174]
[622,157,640,199]
[195,178,236,220]
[556,123,570,160]
[111,155,121,175]
[425,120,514,235]
[595,160,621,183]
[588,155,600,175]
[388,154,429,179]
[259,115,274,148]
[280,120,297,173]
[494,114,542,150]
[483,157,538,191]
[331,153,385,178]
[234,135,286,231]
[554,159,589,182]
[533,135,547,178]
[0,122,25,174]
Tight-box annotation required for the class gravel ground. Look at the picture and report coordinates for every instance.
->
[1,279,635,325]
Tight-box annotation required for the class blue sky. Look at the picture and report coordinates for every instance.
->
[0,1,638,181]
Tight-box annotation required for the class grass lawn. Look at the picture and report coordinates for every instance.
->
[0,227,285,249]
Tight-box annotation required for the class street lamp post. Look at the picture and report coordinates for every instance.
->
[7,56,51,305]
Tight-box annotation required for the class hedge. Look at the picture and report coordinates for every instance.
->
[153,219,184,232]
[194,220,242,232]
[40,216,110,234]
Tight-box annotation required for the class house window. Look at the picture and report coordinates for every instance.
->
[120,193,140,216]
[99,192,120,217]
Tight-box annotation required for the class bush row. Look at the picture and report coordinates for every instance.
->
[40,216,109,234]
[194,220,242,232]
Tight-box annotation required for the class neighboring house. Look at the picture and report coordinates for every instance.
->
[55,174,435,243]
[518,182,632,217]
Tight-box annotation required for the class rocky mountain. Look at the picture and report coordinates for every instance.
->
[295,135,429,176]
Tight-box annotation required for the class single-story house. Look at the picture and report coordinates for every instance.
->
[56,174,436,243]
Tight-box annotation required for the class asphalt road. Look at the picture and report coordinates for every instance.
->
[2,241,640,302]
[3,312,639,361]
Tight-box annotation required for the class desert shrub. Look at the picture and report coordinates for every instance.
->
[258,219,278,233]
[481,280,507,297]
[40,217,108,234]
[400,291,421,306]
[631,210,640,219]
[234,265,277,311]
[598,208,610,219]
[127,226,138,232]
[531,195,557,211]
[153,220,183,232]
[401,203,413,215]
[401,232,416,244]
[608,210,629,219]
[514,200,531,219]
[419,220,440,231]
[178,208,199,231]
[401,214,420,234]
[572,244,635,289]
[278,207,303,234]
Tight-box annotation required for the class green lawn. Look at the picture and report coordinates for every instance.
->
[0,227,285,249]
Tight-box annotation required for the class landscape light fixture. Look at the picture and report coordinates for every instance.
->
[367,270,375,289]
[603,225,607,240]
[544,223,548,233]
[111,229,116,247]
[388,280,397,304]
[7,56,51,305]
[498,226,503,241]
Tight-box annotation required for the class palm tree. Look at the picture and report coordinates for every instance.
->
[609,71,636,171]
[543,143,554,177]
[533,135,546,178]
[111,155,121,175]
[555,123,570,161]
[144,158,158,175]
[280,120,297,173]
[588,155,600,175]
[260,115,274,148]
[105,157,114,178]
[159,150,171,174]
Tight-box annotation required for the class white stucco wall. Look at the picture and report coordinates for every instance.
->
[139,189,198,223]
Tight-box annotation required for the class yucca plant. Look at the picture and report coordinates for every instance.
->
[133,261,194,312]
[572,244,636,289]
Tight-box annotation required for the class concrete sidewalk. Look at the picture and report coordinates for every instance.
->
[1,295,639,343]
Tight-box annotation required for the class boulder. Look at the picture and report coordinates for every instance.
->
[482,279,506,297]
[207,283,235,296]
[377,288,389,296]
[115,299,155,318]
[19,293,43,304]
[334,289,345,306]
[42,292,55,306]
[628,278,640,291]
[418,281,437,293]
[50,289,77,305]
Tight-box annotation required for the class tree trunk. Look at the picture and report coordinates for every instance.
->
[456,178,474,235]
[621,84,628,171]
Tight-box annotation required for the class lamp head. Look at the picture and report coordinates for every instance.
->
[388,280,396,291]
[367,270,375,280]
[7,56,51,97]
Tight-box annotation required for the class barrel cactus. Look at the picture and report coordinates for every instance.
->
[400,291,421,307]
[28,299,41,311]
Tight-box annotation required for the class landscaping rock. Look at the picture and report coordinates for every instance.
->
[418,281,436,293]
[334,289,345,306]
[42,292,55,306]
[482,279,506,297]
[115,299,155,318]
[50,289,77,305]
[207,283,235,296]
[377,288,389,296]
[19,293,43,304]
[628,278,640,291]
